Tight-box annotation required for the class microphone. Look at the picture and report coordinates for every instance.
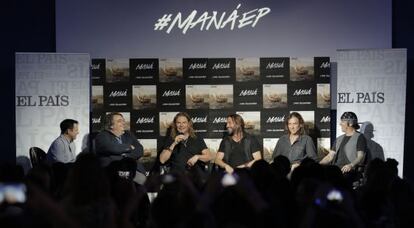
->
[177,132,187,147]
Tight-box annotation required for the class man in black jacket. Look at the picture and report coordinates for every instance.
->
[95,112,146,183]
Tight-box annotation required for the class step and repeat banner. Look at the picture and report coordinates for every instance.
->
[15,53,90,165]
[91,56,331,167]
[337,49,407,176]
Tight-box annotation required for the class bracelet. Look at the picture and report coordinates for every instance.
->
[165,148,172,152]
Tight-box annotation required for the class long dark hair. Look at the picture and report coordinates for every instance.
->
[170,112,196,139]
[285,112,306,135]
[227,114,245,136]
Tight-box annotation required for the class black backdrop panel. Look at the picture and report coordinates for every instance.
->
[91,56,330,165]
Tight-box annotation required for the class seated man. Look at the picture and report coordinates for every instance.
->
[95,112,145,183]
[320,112,366,175]
[272,112,318,171]
[159,112,211,173]
[46,119,79,164]
[214,114,262,173]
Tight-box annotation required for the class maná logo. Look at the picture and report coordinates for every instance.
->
[109,90,128,97]
[212,62,230,70]
[162,89,181,97]
[135,63,154,70]
[320,116,330,123]
[239,89,258,96]
[266,61,284,69]
[189,62,207,70]
[213,117,227,123]
[136,116,155,124]
[320,62,330,68]
[293,88,312,96]
[266,115,285,123]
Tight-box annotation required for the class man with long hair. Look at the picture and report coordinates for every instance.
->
[272,112,317,170]
[214,114,262,173]
[159,112,211,172]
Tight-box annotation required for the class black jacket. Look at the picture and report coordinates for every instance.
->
[95,130,145,173]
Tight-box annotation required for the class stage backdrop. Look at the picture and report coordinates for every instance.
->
[15,53,90,165]
[91,56,331,168]
[337,49,407,176]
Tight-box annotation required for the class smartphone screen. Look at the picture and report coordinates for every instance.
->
[0,183,27,204]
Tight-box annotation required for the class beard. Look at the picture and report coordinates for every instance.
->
[227,127,234,136]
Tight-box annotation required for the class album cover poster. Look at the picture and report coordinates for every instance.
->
[317,83,330,108]
[261,109,289,138]
[236,58,260,82]
[159,58,183,83]
[91,58,105,84]
[315,109,331,138]
[209,58,235,83]
[290,57,314,81]
[208,110,234,138]
[106,59,130,83]
[260,57,289,83]
[263,138,279,163]
[186,109,209,138]
[157,84,185,110]
[317,137,331,159]
[186,85,209,109]
[137,139,158,170]
[210,85,233,109]
[263,84,288,109]
[314,57,330,82]
[132,85,157,110]
[92,85,104,110]
[183,58,209,83]
[159,112,179,137]
[236,111,261,136]
[130,58,159,84]
[104,84,132,110]
[131,110,159,138]
[204,138,222,160]
[288,82,316,109]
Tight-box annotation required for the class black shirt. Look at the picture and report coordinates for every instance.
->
[218,134,261,168]
[163,135,208,172]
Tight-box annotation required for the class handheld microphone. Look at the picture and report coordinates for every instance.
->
[177,132,187,147]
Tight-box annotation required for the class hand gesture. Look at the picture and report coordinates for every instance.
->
[341,164,353,173]
[225,165,234,174]
[187,155,199,167]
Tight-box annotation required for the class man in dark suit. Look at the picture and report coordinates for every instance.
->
[95,112,146,183]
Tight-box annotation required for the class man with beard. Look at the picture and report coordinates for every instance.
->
[214,114,262,173]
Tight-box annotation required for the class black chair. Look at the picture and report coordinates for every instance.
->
[29,147,47,167]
